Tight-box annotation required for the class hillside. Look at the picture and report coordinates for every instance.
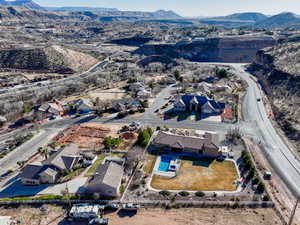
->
[199,12,267,27]
[254,12,300,29]
[248,42,300,148]
[0,6,64,21]
[0,45,98,73]
[0,0,43,10]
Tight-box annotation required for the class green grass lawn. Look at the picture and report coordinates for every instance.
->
[151,159,239,191]
[84,154,106,177]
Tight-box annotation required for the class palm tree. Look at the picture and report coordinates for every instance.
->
[38,147,49,159]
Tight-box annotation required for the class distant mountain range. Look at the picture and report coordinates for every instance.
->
[45,7,119,12]
[254,12,300,29]
[0,1,300,29]
[199,12,300,28]
[0,0,43,10]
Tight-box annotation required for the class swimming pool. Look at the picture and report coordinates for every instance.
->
[158,156,175,172]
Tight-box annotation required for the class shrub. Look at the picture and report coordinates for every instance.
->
[103,136,122,149]
[139,108,145,113]
[257,182,265,193]
[119,184,125,194]
[195,191,205,197]
[252,177,260,185]
[159,190,171,197]
[129,109,136,115]
[178,191,190,197]
[262,195,270,201]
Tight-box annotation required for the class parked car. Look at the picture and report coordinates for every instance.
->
[89,217,109,225]
[257,98,261,102]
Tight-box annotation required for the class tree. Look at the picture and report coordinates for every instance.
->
[216,68,229,79]
[257,182,265,193]
[38,147,49,159]
[103,136,122,150]
[137,128,153,147]
[174,70,180,81]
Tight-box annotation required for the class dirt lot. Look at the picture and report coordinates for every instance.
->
[106,208,281,225]
[53,123,121,149]
[0,205,65,225]
[0,206,282,225]
[88,87,128,101]
[151,159,239,191]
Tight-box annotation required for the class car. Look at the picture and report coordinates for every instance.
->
[154,109,159,113]
[89,217,109,225]
[257,98,261,102]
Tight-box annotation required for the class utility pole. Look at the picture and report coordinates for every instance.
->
[288,198,299,225]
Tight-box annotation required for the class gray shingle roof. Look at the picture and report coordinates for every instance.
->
[153,131,219,152]
[89,161,123,189]
[43,144,80,171]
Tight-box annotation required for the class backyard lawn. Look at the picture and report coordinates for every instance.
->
[151,159,239,191]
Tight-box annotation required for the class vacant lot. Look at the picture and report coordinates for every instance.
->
[151,159,239,191]
[88,87,128,101]
[106,208,281,225]
[53,123,122,149]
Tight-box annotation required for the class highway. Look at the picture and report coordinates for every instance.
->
[231,64,300,197]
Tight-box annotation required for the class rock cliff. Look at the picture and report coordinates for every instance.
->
[248,42,300,148]
[134,36,276,63]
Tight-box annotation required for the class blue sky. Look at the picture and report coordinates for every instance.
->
[35,0,300,17]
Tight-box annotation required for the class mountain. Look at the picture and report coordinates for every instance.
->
[0,0,44,10]
[46,7,119,12]
[0,45,98,73]
[254,12,300,28]
[199,12,268,27]
[151,10,182,19]
[221,12,268,22]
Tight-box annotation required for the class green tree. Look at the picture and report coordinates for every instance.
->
[137,128,153,147]
[103,136,122,150]
[257,182,265,193]
[174,70,180,81]
[38,147,49,159]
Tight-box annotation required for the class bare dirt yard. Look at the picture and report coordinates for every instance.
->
[0,206,282,225]
[151,159,239,191]
[107,208,281,225]
[53,123,121,149]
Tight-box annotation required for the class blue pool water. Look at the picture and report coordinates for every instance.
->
[158,156,175,172]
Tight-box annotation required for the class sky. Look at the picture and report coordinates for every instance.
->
[34,0,300,17]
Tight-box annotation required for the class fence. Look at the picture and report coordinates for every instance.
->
[0,199,274,209]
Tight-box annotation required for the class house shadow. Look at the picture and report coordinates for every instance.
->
[197,112,221,121]
[192,158,214,168]
[0,178,55,198]
[117,209,138,218]
[74,115,97,124]
[3,174,20,187]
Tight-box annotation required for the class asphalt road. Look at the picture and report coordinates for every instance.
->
[0,129,61,175]
[231,64,300,197]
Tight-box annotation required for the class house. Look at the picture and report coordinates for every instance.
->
[173,95,225,114]
[43,144,82,174]
[85,160,124,198]
[21,144,82,185]
[129,82,145,92]
[137,88,152,99]
[112,99,142,112]
[152,131,222,158]
[74,98,94,113]
[37,102,64,118]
